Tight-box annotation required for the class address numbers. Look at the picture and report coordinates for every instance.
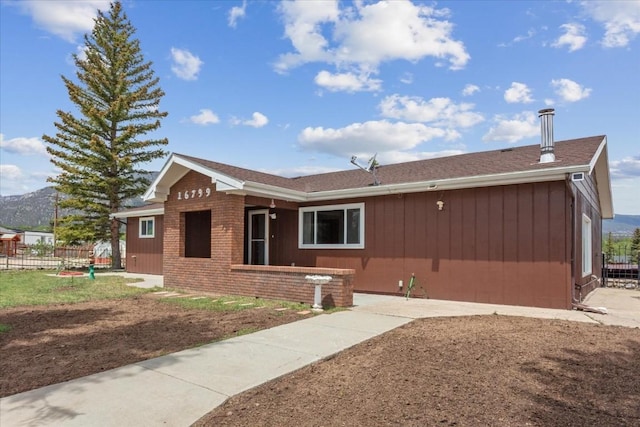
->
[177,187,211,200]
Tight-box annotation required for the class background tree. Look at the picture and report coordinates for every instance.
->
[604,232,615,263]
[631,228,640,265]
[43,1,167,269]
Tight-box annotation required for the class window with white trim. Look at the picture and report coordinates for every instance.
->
[582,214,592,276]
[139,217,155,238]
[299,203,364,249]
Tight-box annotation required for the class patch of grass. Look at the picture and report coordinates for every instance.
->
[157,291,310,313]
[0,323,11,333]
[0,270,154,308]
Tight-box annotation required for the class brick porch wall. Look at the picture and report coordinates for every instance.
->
[230,265,355,307]
[163,171,354,307]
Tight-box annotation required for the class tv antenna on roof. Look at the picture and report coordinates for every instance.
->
[350,153,380,186]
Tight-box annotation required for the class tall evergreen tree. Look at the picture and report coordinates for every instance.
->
[44,1,167,269]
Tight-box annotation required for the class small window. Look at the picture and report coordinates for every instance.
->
[139,217,155,238]
[185,210,211,258]
[299,203,364,249]
[582,214,592,277]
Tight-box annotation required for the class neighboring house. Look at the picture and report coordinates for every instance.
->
[114,110,613,309]
[112,204,163,274]
[0,226,21,257]
[21,231,54,246]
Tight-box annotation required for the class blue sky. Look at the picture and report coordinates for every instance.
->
[1,0,639,214]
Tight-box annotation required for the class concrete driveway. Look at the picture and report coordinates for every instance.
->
[353,287,640,328]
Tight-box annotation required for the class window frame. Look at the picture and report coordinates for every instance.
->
[581,214,592,277]
[139,217,155,239]
[298,202,365,249]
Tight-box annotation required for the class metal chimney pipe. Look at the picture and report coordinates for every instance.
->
[539,108,555,163]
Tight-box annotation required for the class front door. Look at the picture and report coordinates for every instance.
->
[248,210,269,265]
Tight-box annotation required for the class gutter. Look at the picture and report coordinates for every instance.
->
[234,164,591,203]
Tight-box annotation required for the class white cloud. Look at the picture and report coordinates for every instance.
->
[314,70,382,92]
[0,164,26,196]
[610,155,640,179]
[244,112,269,128]
[170,48,203,81]
[298,120,449,157]
[0,164,23,181]
[11,0,110,42]
[611,177,640,214]
[482,111,539,143]
[0,134,49,156]
[275,0,469,91]
[381,149,466,164]
[228,0,247,28]
[0,164,55,196]
[399,72,413,84]
[504,82,534,104]
[263,165,340,177]
[189,109,220,125]
[498,29,536,47]
[378,95,484,129]
[231,112,269,128]
[552,23,587,52]
[462,84,480,96]
[581,0,640,48]
[551,78,592,102]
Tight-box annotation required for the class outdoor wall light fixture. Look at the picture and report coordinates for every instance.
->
[269,213,277,220]
[270,199,276,209]
[436,200,444,211]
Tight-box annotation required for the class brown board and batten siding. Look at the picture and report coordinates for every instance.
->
[125,215,164,274]
[269,181,573,309]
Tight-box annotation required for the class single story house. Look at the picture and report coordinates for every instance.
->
[21,231,54,246]
[113,109,613,309]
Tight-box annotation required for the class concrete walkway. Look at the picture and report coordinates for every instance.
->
[1,287,638,427]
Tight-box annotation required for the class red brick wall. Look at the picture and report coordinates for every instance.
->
[163,171,354,307]
[230,265,355,307]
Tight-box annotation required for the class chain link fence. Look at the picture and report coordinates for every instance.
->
[0,243,122,271]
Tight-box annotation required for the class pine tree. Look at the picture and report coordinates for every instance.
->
[604,232,615,263]
[43,1,167,269]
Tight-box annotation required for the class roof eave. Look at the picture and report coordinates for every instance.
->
[110,207,165,219]
[590,137,614,219]
[302,165,589,201]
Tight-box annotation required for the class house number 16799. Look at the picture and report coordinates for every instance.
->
[177,187,211,200]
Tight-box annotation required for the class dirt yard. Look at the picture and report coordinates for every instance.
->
[0,294,311,397]
[195,316,640,427]
[2,296,639,427]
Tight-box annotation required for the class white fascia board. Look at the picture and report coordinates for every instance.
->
[226,165,591,203]
[591,137,614,219]
[111,207,165,219]
[239,182,308,202]
[303,165,589,202]
[143,185,171,203]
[143,154,246,202]
[172,156,245,190]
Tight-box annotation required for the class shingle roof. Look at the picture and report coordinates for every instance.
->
[177,135,605,193]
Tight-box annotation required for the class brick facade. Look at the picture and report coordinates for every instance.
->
[163,171,354,307]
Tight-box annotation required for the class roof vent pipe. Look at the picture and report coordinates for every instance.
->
[539,108,555,163]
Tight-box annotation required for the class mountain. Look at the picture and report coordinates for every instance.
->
[603,214,640,236]
[0,187,61,229]
[0,172,158,230]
